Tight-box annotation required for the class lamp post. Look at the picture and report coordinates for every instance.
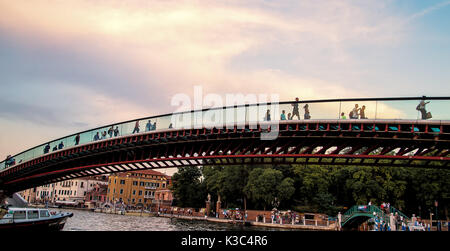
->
[435,200,440,231]
[430,211,433,231]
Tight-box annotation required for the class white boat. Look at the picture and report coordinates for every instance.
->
[0,207,73,231]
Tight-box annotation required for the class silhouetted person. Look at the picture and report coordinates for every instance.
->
[287,113,292,120]
[264,109,271,121]
[74,134,80,145]
[341,112,346,119]
[58,141,64,149]
[169,123,173,129]
[146,120,152,131]
[5,155,14,167]
[350,104,360,119]
[44,143,51,154]
[360,105,367,119]
[416,98,430,120]
[108,126,114,137]
[280,110,287,120]
[303,104,310,119]
[152,122,157,130]
[101,131,107,139]
[291,97,300,120]
[133,121,140,133]
[94,132,100,141]
[114,126,120,137]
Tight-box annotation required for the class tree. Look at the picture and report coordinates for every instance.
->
[202,165,251,208]
[244,168,294,210]
[277,177,295,206]
[293,164,337,214]
[170,166,207,208]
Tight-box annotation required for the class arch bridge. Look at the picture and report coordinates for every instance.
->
[340,205,409,230]
[1,97,450,199]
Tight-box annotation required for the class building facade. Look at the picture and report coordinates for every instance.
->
[84,183,108,208]
[107,170,172,208]
[21,175,108,206]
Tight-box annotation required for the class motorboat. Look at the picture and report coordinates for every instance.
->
[0,207,73,231]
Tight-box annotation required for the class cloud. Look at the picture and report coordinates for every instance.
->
[0,0,406,101]
[404,0,450,23]
[0,0,429,157]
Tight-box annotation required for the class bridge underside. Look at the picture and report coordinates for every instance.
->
[342,215,373,230]
[1,120,450,193]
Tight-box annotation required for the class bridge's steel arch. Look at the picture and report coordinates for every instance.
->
[1,119,449,194]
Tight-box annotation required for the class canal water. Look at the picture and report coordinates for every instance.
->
[60,209,290,231]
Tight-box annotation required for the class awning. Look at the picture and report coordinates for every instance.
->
[55,200,78,205]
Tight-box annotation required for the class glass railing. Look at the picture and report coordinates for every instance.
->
[1,97,449,170]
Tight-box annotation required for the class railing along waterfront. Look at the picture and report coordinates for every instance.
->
[1,97,450,171]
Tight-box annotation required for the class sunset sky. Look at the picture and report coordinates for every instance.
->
[1,0,450,161]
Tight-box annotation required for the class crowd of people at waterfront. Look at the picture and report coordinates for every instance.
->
[152,205,331,227]
[370,213,433,231]
[349,201,443,231]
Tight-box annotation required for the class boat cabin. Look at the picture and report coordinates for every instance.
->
[0,207,52,223]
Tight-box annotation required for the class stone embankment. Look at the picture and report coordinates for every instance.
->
[94,208,336,231]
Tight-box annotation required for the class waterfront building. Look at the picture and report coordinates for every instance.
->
[21,175,108,206]
[84,184,108,208]
[154,177,173,209]
[20,187,37,204]
[107,170,172,209]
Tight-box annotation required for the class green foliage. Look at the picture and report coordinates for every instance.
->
[170,163,450,217]
[201,165,250,208]
[171,166,207,208]
[404,168,450,215]
[244,168,295,210]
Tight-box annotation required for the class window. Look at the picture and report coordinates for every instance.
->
[133,190,136,195]
[133,181,138,186]
[40,210,50,218]
[13,211,26,219]
[138,191,142,196]
[140,182,144,186]
[28,210,39,219]
[120,189,123,194]
[80,182,84,188]
[120,180,125,185]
